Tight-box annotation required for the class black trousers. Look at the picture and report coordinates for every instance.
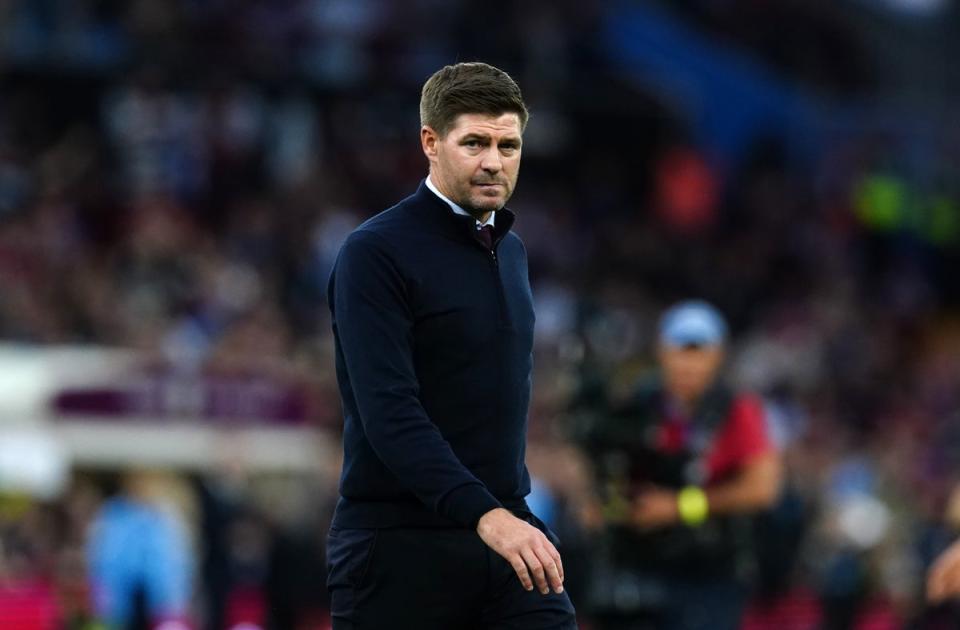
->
[326,515,577,629]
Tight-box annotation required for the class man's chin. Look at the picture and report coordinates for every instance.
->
[468,195,507,213]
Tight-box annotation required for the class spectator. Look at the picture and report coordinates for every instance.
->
[575,301,782,630]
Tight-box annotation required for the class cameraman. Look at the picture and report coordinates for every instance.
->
[579,300,782,630]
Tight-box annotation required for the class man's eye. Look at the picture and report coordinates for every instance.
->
[464,140,480,148]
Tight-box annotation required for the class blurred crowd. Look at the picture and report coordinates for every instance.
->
[3,0,960,628]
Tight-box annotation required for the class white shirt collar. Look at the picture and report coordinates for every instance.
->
[425,176,496,228]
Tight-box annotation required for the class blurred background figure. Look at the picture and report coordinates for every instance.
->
[924,484,960,626]
[573,301,781,629]
[87,472,193,630]
[2,0,960,628]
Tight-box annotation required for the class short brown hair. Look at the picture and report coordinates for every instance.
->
[419,62,529,138]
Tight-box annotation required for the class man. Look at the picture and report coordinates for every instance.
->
[928,521,960,603]
[326,62,576,629]
[579,301,781,630]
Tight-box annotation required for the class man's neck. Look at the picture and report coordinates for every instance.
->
[666,392,700,418]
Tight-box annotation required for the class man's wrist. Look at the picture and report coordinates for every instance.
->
[476,507,510,533]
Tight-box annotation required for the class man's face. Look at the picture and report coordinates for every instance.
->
[658,344,724,404]
[421,112,522,217]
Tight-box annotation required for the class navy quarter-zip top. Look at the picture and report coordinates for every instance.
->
[327,180,535,529]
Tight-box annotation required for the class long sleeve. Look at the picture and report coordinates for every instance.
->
[331,230,502,527]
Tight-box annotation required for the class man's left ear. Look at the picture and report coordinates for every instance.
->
[421,126,439,159]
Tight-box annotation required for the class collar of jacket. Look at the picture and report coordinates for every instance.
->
[412,180,516,249]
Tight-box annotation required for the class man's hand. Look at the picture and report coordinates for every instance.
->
[928,539,960,603]
[632,487,680,530]
[476,508,564,595]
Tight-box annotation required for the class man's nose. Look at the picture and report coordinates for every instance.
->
[480,149,502,172]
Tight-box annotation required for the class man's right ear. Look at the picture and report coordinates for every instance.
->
[421,126,439,159]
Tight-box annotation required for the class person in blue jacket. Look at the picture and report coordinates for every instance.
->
[88,472,193,629]
[325,62,575,629]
